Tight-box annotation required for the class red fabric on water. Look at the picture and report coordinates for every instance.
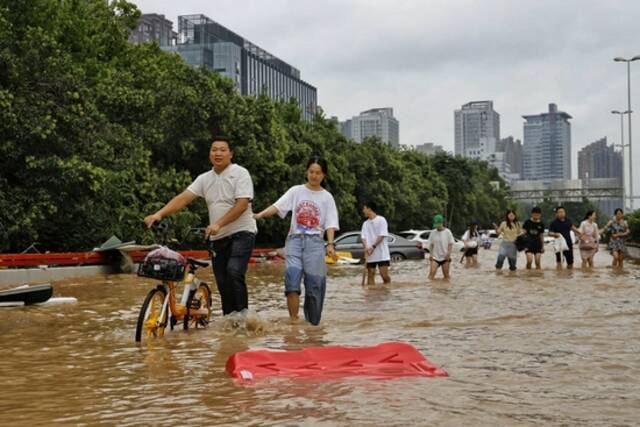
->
[226,342,448,380]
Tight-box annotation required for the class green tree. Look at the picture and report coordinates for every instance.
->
[0,0,515,252]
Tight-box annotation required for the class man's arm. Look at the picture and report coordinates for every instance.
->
[548,223,560,238]
[365,235,385,256]
[372,235,386,247]
[205,198,250,238]
[144,190,198,227]
[362,237,369,250]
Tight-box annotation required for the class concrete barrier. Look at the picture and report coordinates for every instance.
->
[0,265,119,287]
[626,243,640,260]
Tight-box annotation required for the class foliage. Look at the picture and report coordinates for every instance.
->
[0,0,511,251]
[627,209,640,243]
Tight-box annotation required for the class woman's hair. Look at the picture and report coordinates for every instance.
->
[306,155,328,175]
[614,208,623,216]
[505,209,518,229]
[583,210,595,221]
[468,222,479,237]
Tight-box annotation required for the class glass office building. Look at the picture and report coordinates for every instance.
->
[159,14,317,121]
[522,103,572,180]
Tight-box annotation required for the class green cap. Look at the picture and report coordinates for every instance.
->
[433,214,444,228]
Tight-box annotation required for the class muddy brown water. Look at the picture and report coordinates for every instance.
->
[1,247,639,426]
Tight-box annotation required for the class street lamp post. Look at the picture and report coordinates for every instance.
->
[612,110,631,210]
[614,55,640,211]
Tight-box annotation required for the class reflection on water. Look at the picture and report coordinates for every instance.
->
[1,248,639,425]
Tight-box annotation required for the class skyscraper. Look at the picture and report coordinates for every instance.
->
[522,103,572,180]
[340,108,400,147]
[496,136,523,176]
[578,137,622,180]
[128,14,176,46]
[131,14,317,121]
[454,101,500,158]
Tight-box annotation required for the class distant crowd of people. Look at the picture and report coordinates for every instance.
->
[144,137,633,325]
[488,206,630,272]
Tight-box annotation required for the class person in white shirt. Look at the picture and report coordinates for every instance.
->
[427,214,455,279]
[144,137,257,316]
[461,221,480,267]
[254,156,339,325]
[360,201,391,286]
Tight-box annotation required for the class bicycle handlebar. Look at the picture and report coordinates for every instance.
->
[151,221,169,233]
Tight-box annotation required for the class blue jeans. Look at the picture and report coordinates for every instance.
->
[210,231,255,315]
[284,234,327,326]
[496,241,517,271]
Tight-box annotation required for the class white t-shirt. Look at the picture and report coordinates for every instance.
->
[273,185,339,235]
[361,215,390,263]
[187,164,257,240]
[462,230,479,248]
[427,228,455,261]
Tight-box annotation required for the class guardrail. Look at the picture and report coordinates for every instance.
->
[509,187,623,201]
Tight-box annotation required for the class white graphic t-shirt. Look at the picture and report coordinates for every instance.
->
[273,185,339,236]
[361,216,390,263]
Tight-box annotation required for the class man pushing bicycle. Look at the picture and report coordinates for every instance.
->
[144,136,257,316]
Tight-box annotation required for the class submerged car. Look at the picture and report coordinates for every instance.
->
[399,229,465,253]
[334,232,425,261]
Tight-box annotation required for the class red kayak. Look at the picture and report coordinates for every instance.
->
[226,342,448,381]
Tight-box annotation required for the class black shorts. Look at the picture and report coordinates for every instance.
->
[367,260,390,268]
[432,258,451,267]
[525,242,543,254]
[464,247,478,256]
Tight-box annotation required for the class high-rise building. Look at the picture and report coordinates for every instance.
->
[578,137,622,181]
[454,101,500,158]
[340,108,400,147]
[132,14,317,121]
[415,142,444,156]
[128,14,176,46]
[522,103,572,180]
[496,136,523,175]
[339,119,352,141]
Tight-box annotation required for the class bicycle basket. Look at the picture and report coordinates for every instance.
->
[137,247,187,281]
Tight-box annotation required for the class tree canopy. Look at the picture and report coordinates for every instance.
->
[0,0,512,252]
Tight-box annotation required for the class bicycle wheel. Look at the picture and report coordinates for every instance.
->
[183,282,212,330]
[135,286,167,343]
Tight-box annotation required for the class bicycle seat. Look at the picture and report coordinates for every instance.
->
[187,257,210,268]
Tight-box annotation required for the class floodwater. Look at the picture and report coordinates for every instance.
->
[1,247,639,426]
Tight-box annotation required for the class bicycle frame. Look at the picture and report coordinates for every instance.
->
[154,270,207,328]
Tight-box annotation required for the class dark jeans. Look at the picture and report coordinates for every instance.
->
[555,245,574,265]
[209,231,255,315]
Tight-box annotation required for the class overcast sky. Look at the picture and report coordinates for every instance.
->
[134,0,640,181]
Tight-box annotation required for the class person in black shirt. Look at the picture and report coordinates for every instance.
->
[548,206,582,269]
[523,206,545,269]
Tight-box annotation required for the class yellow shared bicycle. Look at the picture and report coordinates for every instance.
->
[135,224,212,343]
